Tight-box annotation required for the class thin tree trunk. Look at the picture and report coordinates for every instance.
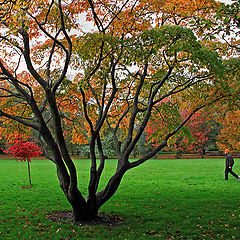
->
[133,146,136,158]
[27,159,32,186]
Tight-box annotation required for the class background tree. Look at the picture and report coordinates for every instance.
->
[0,0,232,221]
[204,118,221,152]
[216,110,240,152]
[145,101,209,156]
[172,111,209,157]
[203,4,240,153]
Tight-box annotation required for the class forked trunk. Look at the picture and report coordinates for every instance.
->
[57,173,99,221]
[64,174,126,222]
[71,201,99,221]
[56,155,127,222]
[68,190,99,221]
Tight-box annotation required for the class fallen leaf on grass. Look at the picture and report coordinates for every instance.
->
[20,186,33,189]
[146,230,157,235]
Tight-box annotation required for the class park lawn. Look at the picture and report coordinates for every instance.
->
[1,158,240,239]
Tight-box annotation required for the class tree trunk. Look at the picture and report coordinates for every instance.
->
[133,146,136,158]
[62,169,126,222]
[27,159,32,186]
[69,193,99,221]
[57,170,99,221]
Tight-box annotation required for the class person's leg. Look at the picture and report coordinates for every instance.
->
[225,167,229,180]
[229,169,239,179]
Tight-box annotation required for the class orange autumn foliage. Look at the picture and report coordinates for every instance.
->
[217,110,240,152]
[0,0,231,148]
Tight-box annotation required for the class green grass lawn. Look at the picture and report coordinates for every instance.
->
[1,158,240,239]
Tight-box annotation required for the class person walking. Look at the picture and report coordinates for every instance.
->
[225,149,240,180]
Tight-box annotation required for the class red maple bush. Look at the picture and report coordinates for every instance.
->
[4,136,42,186]
[4,137,42,162]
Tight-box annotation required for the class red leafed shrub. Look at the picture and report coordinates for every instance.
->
[4,136,42,186]
[4,137,42,161]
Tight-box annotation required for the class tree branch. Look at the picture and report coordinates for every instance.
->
[129,95,226,169]
[0,110,39,130]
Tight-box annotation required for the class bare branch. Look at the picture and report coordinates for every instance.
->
[19,28,47,89]
[87,0,105,33]
[0,109,39,130]
[52,0,72,93]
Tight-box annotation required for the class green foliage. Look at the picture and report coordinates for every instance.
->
[225,57,240,76]
[74,24,223,79]
[205,118,221,152]
[99,131,117,157]
[192,47,223,76]
[217,1,240,33]
[135,131,151,156]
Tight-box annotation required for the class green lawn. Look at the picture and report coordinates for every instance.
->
[1,158,240,239]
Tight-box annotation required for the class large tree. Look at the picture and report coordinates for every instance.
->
[0,0,231,221]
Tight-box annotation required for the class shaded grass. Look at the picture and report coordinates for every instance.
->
[1,158,240,239]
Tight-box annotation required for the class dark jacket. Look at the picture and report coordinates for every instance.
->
[226,153,234,167]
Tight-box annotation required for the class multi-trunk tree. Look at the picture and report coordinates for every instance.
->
[0,0,234,221]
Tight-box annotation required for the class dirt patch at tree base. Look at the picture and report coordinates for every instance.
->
[46,211,124,227]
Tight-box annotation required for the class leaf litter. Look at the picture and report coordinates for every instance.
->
[46,211,124,227]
